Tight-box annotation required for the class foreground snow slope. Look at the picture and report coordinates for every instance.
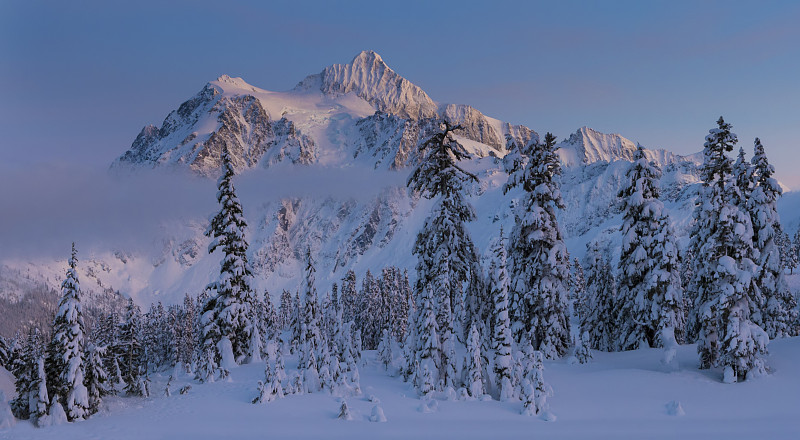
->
[4,337,799,440]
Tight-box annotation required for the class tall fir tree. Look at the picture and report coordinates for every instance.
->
[616,146,685,349]
[490,229,515,400]
[408,122,481,343]
[748,138,797,338]
[463,323,484,398]
[178,294,197,369]
[340,270,359,328]
[31,356,50,426]
[278,290,294,330]
[774,229,796,274]
[791,230,800,274]
[414,285,440,394]
[201,148,259,364]
[582,243,618,351]
[84,342,108,416]
[118,299,145,395]
[504,133,571,358]
[360,270,382,350]
[300,248,323,366]
[732,147,754,209]
[689,117,768,381]
[571,257,586,319]
[46,243,89,421]
[11,328,44,420]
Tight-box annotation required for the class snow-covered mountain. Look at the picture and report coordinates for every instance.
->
[3,50,791,334]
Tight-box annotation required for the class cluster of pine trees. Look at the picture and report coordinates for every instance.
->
[576,118,798,383]
[253,249,364,403]
[7,244,101,426]
[391,123,559,415]
[4,118,799,426]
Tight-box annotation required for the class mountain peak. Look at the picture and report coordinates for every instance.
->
[351,50,385,66]
[294,51,438,120]
[210,74,258,93]
[558,126,679,167]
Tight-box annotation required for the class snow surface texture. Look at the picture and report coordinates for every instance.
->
[1,50,798,325]
[2,338,799,439]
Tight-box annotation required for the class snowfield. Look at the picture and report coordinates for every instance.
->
[3,337,799,440]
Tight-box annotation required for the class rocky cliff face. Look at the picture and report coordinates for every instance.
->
[296,50,439,120]
[556,126,682,167]
[113,79,315,176]
[441,104,503,151]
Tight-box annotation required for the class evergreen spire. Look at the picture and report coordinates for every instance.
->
[748,138,797,338]
[690,117,768,381]
[490,229,515,401]
[408,121,480,318]
[505,133,571,358]
[202,148,259,364]
[582,242,618,352]
[47,243,89,421]
[616,146,685,349]
[407,122,480,393]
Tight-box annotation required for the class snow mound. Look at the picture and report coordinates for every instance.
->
[665,400,685,416]
[369,405,387,422]
[418,398,438,413]
[218,337,237,370]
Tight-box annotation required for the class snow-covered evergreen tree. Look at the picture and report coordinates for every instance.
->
[47,243,89,421]
[574,331,592,364]
[31,356,50,426]
[118,298,144,392]
[775,230,796,274]
[178,294,197,369]
[195,345,217,384]
[531,350,551,416]
[490,229,514,401]
[84,342,108,416]
[504,133,570,358]
[732,146,754,209]
[463,323,484,398]
[791,230,800,275]
[299,248,323,384]
[338,399,352,420]
[571,257,586,315]
[277,290,293,330]
[340,270,359,328]
[690,117,768,380]
[400,295,418,382]
[408,122,480,342]
[748,138,797,338]
[438,293,458,391]
[582,243,617,351]
[10,328,41,420]
[616,146,685,349]
[0,337,10,369]
[414,285,440,395]
[377,329,393,371]
[261,291,278,343]
[253,355,283,403]
[202,148,259,364]
[360,270,382,350]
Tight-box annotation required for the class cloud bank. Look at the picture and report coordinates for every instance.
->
[0,163,408,259]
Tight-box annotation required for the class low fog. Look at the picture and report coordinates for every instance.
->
[0,162,407,260]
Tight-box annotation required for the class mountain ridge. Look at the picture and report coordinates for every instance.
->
[2,51,768,336]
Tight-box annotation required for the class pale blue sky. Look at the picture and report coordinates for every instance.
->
[2,0,799,186]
